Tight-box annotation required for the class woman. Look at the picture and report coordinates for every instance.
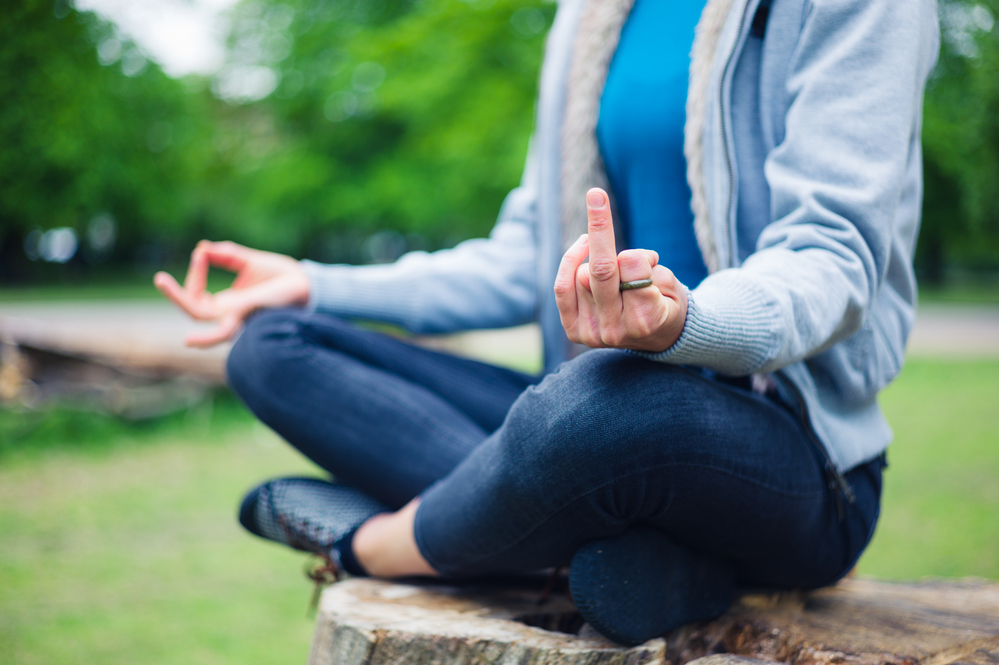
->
[156,0,939,645]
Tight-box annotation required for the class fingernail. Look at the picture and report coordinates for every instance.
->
[587,189,605,208]
[578,233,588,244]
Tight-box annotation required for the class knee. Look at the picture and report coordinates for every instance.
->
[497,350,693,470]
[226,308,303,406]
[498,351,634,468]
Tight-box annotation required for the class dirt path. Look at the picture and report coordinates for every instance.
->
[1,300,996,379]
[905,303,999,358]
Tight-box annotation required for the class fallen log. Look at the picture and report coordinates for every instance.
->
[308,576,999,665]
[0,301,540,414]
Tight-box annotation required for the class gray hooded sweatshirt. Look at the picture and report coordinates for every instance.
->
[302,0,941,473]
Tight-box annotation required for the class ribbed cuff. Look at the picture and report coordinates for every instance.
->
[633,273,778,375]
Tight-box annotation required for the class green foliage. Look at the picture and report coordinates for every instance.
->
[4,0,999,286]
[919,0,999,283]
[213,0,553,258]
[0,390,249,462]
[0,0,223,282]
[0,0,551,281]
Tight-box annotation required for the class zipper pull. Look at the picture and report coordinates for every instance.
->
[831,477,845,522]
[831,465,856,504]
[825,463,855,523]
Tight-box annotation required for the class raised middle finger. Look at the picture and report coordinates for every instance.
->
[584,188,622,319]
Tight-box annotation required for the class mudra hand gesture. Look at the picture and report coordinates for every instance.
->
[554,188,688,352]
[154,240,310,348]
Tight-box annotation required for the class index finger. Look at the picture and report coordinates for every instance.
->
[183,241,210,294]
[200,240,254,274]
[554,233,590,332]
[585,188,620,306]
[154,271,218,321]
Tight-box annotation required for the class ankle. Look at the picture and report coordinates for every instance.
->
[334,528,369,577]
[353,500,438,578]
[352,512,395,575]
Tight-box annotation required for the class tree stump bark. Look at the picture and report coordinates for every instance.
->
[308,577,999,665]
[308,577,664,665]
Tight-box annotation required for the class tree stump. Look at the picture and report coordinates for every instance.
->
[308,577,999,665]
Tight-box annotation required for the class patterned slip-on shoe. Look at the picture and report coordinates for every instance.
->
[569,526,736,646]
[238,476,389,560]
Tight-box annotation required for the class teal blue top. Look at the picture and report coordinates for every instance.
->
[597,0,708,288]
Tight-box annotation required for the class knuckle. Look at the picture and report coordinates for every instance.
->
[589,259,618,281]
[630,318,654,340]
[587,214,612,232]
[617,253,646,274]
[600,326,626,347]
[581,322,602,348]
[553,279,574,298]
[652,266,679,292]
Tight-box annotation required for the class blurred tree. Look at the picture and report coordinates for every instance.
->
[213,0,554,261]
[4,0,999,288]
[0,0,553,281]
[919,0,999,284]
[0,0,222,282]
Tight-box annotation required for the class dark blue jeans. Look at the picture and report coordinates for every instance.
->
[227,308,883,590]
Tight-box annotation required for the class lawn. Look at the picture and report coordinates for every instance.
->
[858,359,999,579]
[0,399,319,665]
[0,358,997,664]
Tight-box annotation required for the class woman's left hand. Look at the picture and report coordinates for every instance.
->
[554,188,688,353]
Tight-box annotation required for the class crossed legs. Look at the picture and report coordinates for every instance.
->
[228,309,883,628]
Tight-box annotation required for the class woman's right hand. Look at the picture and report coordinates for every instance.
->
[154,240,311,348]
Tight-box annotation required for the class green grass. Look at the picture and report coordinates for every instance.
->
[918,284,999,305]
[0,393,251,463]
[0,402,321,665]
[0,359,997,664]
[857,358,999,579]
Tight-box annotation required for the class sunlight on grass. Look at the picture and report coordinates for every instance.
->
[858,359,999,580]
[0,358,997,664]
[0,414,323,665]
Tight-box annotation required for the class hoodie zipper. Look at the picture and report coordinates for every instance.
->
[716,4,855,521]
[718,0,752,270]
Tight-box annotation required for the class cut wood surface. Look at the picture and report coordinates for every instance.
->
[308,577,999,665]
[309,577,665,665]
[673,577,999,665]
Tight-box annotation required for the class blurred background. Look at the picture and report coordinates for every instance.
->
[0,0,997,663]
